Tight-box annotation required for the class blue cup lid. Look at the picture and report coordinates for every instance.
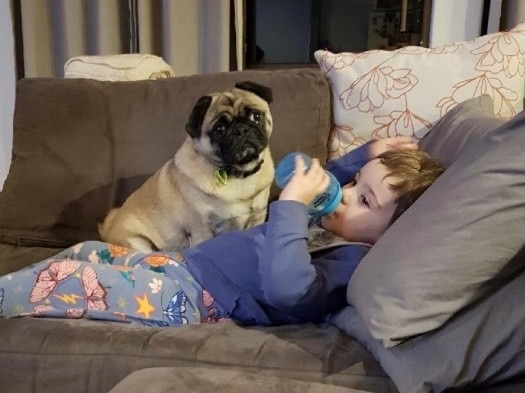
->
[275,152,311,189]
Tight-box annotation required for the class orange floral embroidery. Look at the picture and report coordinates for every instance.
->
[319,51,357,72]
[330,124,367,158]
[144,254,170,267]
[440,74,518,118]
[316,24,525,161]
[436,96,459,117]
[372,110,432,140]
[473,32,525,77]
[396,46,431,55]
[318,50,375,73]
[341,66,418,112]
[427,43,459,55]
[109,244,131,257]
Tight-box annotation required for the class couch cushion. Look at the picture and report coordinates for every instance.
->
[0,242,63,276]
[0,318,396,393]
[418,94,505,167]
[108,367,377,393]
[0,69,331,248]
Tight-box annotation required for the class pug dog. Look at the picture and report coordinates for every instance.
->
[98,81,274,252]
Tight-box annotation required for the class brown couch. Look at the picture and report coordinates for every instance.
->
[0,69,398,393]
[1,68,524,393]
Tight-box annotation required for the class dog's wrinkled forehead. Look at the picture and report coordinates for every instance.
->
[212,89,269,115]
[202,88,273,130]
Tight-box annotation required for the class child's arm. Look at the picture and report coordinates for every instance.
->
[325,144,369,185]
[257,200,367,321]
[257,154,351,314]
[326,136,418,185]
[257,200,316,310]
[257,155,327,309]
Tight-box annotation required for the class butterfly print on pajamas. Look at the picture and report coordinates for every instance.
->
[33,304,56,314]
[33,304,86,319]
[81,266,109,311]
[66,308,87,318]
[201,289,228,323]
[29,260,81,303]
[163,290,188,324]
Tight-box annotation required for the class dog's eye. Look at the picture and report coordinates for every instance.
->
[249,111,263,124]
[213,124,227,134]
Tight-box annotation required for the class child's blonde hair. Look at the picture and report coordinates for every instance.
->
[376,149,445,225]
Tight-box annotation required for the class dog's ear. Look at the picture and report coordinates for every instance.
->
[235,81,273,104]
[185,96,213,138]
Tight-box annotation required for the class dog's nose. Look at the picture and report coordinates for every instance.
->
[232,123,250,136]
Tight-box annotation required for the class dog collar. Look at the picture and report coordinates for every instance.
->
[214,168,228,187]
[215,159,264,187]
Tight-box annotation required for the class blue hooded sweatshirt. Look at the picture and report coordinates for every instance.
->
[182,143,371,325]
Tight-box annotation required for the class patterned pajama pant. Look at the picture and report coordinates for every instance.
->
[0,241,228,327]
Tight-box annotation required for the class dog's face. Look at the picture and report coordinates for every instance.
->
[185,81,273,177]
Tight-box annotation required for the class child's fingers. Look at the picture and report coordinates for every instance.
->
[309,159,330,190]
[394,136,412,143]
[294,154,307,175]
[398,139,418,150]
[392,136,418,150]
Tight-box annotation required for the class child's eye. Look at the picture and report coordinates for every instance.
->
[350,179,356,186]
[360,194,369,207]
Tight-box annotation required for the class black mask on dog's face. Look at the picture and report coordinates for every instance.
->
[185,81,273,178]
[210,109,269,167]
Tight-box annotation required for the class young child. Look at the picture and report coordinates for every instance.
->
[0,137,444,327]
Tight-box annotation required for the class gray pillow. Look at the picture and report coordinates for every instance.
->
[346,100,525,348]
[418,95,505,167]
[332,253,525,393]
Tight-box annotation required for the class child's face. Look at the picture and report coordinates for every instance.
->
[321,159,399,245]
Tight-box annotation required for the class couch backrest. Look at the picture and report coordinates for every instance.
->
[0,68,331,247]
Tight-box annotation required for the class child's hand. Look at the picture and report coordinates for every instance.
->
[368,136,418,159]
[278,155,329,207]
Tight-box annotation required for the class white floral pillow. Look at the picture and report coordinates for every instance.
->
[315,23,525,159]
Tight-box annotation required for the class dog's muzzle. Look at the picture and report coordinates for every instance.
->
[220,119,268,166]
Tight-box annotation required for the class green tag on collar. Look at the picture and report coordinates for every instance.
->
[214,168,228,187]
